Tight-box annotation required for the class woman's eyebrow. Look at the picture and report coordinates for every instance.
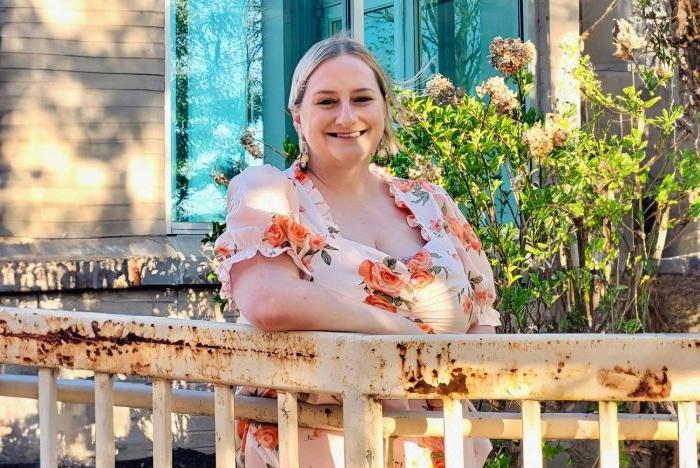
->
[312,88,378,96]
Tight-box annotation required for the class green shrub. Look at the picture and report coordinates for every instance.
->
[378,35,699,333]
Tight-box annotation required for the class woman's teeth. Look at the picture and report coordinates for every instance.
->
[330,130,366,138]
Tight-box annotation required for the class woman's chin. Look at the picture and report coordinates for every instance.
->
[329,150,373,165]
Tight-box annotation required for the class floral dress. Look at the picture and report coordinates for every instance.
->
[214,161,501,468]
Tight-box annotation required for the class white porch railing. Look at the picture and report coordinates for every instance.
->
[0,306,698,467]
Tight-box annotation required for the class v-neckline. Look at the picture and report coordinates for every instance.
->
[286,161,434,259]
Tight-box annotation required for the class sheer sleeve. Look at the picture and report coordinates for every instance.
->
[433,187,501,327]
[213,165,313,300]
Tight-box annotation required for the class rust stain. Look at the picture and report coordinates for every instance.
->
[598,366,671,399]
[407,367,468,397]
[0,320,319,367]
[398,342,469,397]
[557,361,565,374]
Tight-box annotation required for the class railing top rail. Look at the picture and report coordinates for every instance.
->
[2,306,699,401]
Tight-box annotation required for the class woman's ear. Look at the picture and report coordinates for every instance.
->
[291,107,301,126]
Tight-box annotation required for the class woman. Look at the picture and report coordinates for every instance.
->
[214,36,500,468]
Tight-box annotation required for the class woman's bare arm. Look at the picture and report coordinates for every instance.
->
[467,325,496,334]
[230,253,425,335]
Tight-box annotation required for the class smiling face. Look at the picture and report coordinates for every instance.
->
[293,54,386,168]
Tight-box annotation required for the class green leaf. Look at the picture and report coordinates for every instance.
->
[643,96,661,109]
[320,250,331,266]
[690,200,700,219]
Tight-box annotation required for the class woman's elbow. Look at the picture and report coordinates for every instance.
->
[238,294,290,331]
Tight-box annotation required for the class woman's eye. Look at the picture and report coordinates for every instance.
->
[354,96,373,103]
[317,99,335,105]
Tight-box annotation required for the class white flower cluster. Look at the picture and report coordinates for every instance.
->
[476,77,519,115]
[613,19,645,62]
[522,114,570,157]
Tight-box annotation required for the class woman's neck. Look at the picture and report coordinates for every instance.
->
[306,157,381,202]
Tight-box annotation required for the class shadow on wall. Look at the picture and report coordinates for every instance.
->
[0,286,226,326]
[0,286,225,464]
[0,0,166,239]
[0,393,215,465]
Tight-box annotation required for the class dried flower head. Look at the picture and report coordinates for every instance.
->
[654,59,674,80]
[613,19,645,62]
[240,128,263,159]
[211,172,229,186]
[544,113,569,148]
[489,36,536,77]
[425,74,464,105]
[408,152,443,182]
[476,77,519,114]
[522,123,553,157]
[551,128,569,148]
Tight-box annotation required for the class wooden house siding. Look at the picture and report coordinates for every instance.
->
[0,0,166,238]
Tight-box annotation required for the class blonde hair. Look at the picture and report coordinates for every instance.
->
[288,35,400,157]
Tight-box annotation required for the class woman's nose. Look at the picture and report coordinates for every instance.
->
[335,100,357,125]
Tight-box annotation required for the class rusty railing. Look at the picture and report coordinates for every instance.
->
[0,306,698,468]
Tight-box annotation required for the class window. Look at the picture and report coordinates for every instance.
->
[364,4,398,76]
[168,0,523,231]
[418,0,521,92]
[170,0,262,226]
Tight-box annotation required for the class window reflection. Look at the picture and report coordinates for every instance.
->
[173,0,262,223]
[419,0,520,92]
[365,6,396,76]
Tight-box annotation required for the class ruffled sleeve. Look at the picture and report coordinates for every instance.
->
[433,187,501,327]
[213,165,313,300]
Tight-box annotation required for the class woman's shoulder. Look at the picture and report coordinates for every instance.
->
[227,164,293,194]
[233,164,290,185]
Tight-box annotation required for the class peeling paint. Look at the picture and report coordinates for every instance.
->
[406,367,468,397]
[598,366,672,399]
[3,307,700,405]
[396,342,471,397]
[0,314,318,369]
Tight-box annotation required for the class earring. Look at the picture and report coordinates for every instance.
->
[298,133,309,170]
[375,137,386,158]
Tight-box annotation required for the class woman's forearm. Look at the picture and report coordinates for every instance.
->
[244,276,425,335]
[467,324,496,334]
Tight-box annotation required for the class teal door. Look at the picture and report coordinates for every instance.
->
[320,1,346,37]
[318,0,410,80]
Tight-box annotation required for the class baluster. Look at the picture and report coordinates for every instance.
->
[343,391,383,468]
[277,391,299,468]
[95,373,115,468]
[443,399,464,468]
[384,436,395,468]
[521,400,543,468]
[38,368,58,468]
[677,401,698,468]
[153,379,173,468]
[599,401,619,468]
[214,385,236,468]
